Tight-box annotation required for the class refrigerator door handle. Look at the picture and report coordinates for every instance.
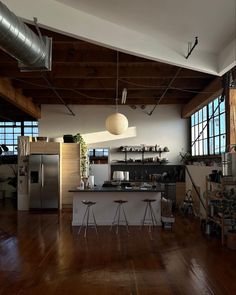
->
[41,163,44,187]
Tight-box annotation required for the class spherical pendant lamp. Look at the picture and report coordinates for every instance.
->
[105,112,128,135]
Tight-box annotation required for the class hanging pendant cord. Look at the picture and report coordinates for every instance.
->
[115,51,119,112]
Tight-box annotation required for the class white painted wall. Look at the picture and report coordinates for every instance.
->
[39,104,188,164]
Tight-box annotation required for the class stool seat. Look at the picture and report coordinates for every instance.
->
[82,200,96,206]
[143,199,156,203]
[114,200,128,204]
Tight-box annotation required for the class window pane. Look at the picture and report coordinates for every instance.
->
[209,119,213,137]
[194,125,198,140]
[191,115,195,126]
[5,134,12,139]
[214,117,219,136]
[199,140,203,155]
[104,149,109,156]
[14,127,21,133]
[208,102,213,117]
[215,136,220,154]
[16,122,21,126]
[24,127,32,133]
[203,139,208,155]
[24,121,32,126]
[6,127,13,133]
[199,109,203,123]
[191,126,195,142]
[198,123,203,140]
[195,112,198,124]
[220,134,226,153]
[220,113,226,134]
[195,141,199,156]
[213,98,219,115]
[219,98,225,113]
[6,139,13,145]
[203,106,207,121]
[203,122,208,139]
[209,138,214,155]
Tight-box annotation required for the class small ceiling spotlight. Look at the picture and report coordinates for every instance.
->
[129,105,137,110]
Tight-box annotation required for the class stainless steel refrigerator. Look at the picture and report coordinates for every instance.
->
[29,154,59,209]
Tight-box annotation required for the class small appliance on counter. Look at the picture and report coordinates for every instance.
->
[113,171,124,181]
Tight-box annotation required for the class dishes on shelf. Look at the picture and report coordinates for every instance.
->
[118,145,169,153]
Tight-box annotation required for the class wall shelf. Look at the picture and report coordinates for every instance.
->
[116,145,169,164]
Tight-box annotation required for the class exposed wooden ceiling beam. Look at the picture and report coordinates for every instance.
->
[181,78,222,118]
[0,77,41,119]
[12,77,213,90]
[0,65,214,79]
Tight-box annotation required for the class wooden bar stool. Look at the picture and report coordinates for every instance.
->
[110,200,129,234]
[141,199,158,232]
[78,200,98,238]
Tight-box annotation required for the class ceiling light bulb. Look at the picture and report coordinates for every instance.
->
[121,88,127,104]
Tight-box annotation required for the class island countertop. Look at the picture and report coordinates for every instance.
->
[70,186,163,226]
[69,186,165,193]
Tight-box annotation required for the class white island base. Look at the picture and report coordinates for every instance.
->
[71,190,162,226]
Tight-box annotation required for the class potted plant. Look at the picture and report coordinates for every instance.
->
[73,133,88,177]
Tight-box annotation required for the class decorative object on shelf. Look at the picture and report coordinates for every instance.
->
[35,137,48,142]
[117,145,169,164]
[105,51,128,135]
[73,133,88,177]
[63,134,75,143]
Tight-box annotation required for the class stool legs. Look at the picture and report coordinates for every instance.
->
[110,203,129,234]
[79,205,98,238]
[142,201,158,232]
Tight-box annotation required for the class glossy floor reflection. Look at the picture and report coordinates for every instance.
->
[0,203,236,294]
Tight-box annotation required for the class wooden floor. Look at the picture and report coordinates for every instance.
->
[0,202,236,295]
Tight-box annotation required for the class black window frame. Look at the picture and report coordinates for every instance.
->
[191,96,226,157]
[0,121,38,155]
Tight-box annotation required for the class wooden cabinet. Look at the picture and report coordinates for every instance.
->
[61,143,80,206]
[30,142,60,154]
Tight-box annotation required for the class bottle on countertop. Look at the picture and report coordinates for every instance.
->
[79,178,84,190]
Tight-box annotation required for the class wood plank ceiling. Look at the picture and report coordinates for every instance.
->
[0,26,217,121]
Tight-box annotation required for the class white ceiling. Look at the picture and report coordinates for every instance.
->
[56,0,236,54]
[3,0,236,75]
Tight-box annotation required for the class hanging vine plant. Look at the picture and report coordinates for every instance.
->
[73,133,88,177]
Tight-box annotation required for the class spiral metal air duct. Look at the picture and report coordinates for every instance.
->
[0,1,51,71]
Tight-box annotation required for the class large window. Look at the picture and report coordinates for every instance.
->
[0,121,38,155]
[191,96,226,156]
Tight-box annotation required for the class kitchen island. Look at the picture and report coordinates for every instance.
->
[69,186,165,226]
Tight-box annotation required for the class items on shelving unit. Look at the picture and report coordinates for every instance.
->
[116,145,169,164]
[205,175,236,245]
